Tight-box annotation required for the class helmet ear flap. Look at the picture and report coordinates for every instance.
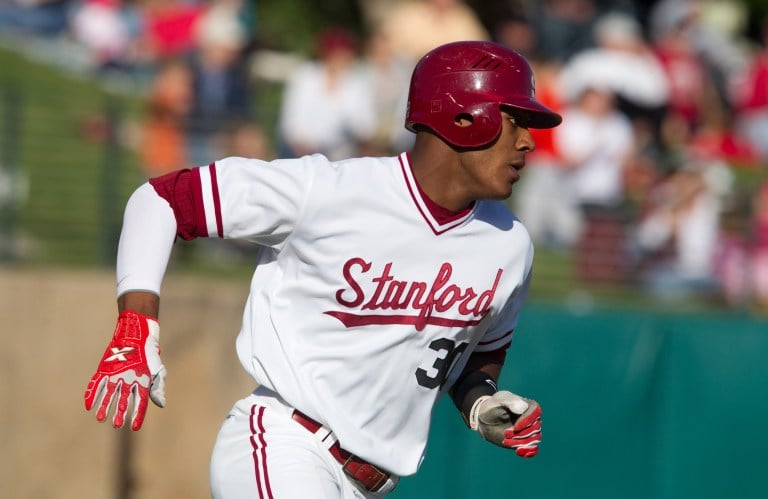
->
[442,102,503,148]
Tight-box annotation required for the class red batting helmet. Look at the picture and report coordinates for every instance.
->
[405,41,562,149]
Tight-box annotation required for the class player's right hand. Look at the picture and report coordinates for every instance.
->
[470,391,542,457]
[84,310,167,431]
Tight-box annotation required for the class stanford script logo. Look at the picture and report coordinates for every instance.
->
[324,258,502,331]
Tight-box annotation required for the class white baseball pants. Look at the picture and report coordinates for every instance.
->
[210,386,384,499]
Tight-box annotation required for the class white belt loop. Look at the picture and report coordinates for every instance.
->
[314,425,339,451]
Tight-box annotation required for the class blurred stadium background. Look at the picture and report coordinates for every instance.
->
[1,1,767,498]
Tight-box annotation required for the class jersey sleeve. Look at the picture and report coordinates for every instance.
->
[116,156,317,297]
[151,156,316,246]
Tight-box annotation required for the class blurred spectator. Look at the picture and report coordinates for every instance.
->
[693,0,751,94]
[631,156,733,300]
[749,180,768,310]
[714,202,751,307]
[138,58,192,176]
[687,112,760,169]
[185,0,252,166]
[140,0,206,64]
[650,0,750,112]
[730,15,768,162]
[529,0,599,62]
[714,179,768,310]
[555,85,635,214]
[512,56,582,250]
[558,11,670,152]
[649,1,723,136]
[648,0,698,43]
[492,12,538,57]
[378,0,489,64]
[277,26,376,160]
[357,27,414,156]
[225,122,272,160]
[659,51,759,172]
[70,0,133,71]
[554,84,636,283]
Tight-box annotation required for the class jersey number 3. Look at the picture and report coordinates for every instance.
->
[415,338,468,389]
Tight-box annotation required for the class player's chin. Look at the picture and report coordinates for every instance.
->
[482,177,517,200]
[487,184,514,200]
[506,169,521,187]
[502,176,520,195]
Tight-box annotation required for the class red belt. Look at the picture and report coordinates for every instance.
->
[291,410,391,492]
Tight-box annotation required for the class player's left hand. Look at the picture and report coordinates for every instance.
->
[84,310,167,431]
[470,391,542,457]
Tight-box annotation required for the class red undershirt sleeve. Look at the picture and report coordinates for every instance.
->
[149,168,208,240]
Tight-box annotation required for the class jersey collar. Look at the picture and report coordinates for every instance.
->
[398,152,476,235]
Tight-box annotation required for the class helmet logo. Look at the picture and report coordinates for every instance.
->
[430,100,442,113]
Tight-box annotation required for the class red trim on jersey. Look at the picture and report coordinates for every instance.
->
[249,404,274,499]
[324,310,484,328]
[149,168,206,240]
[398,153,473,235]
[208,162,224,238]
[189,168,208,237]
[398,154,435,234]
[419,189,474,225]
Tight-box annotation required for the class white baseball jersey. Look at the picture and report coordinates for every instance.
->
[118,152,533,477]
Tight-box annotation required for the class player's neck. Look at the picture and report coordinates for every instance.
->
[409,137,474,212]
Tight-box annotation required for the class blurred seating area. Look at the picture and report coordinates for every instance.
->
[1,0,768,312]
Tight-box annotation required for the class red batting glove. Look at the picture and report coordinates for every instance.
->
[84,310,166,430]
[503,401,542,457]
[470,391,542,457]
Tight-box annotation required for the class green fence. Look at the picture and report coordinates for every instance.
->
[393,303,768,499]
[0,48,145,266]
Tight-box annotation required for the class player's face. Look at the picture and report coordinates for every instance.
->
[457,109,536,201]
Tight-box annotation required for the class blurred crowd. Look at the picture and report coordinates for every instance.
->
[2,0,768,310]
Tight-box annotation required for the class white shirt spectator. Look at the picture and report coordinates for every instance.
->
[554,88,635,207]
[71,0,130,66]
[558,12,670,108]
[279,62,377,160]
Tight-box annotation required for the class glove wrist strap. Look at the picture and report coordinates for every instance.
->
[468,395,491,430]
[117,309,160,340]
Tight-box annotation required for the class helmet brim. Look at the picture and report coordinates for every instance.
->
[505,98,562,129]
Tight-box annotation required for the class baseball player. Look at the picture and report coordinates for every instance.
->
[84,41,562,498]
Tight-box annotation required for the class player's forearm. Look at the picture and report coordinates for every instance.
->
[116,182,177,300]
